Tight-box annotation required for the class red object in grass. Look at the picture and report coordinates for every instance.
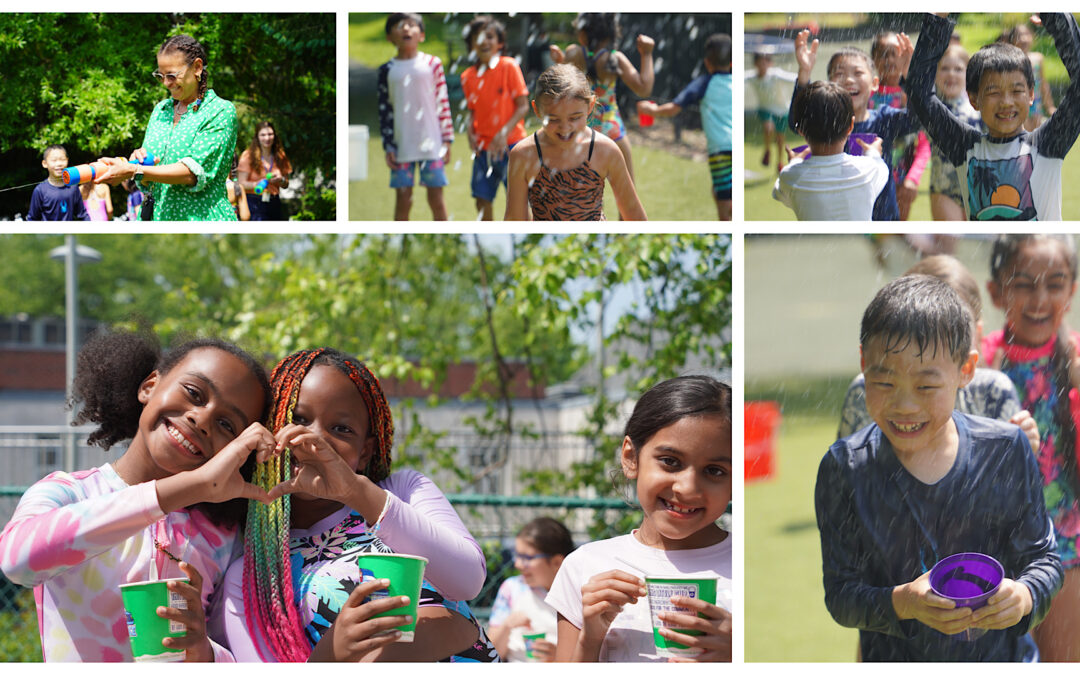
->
[745,401,781,481]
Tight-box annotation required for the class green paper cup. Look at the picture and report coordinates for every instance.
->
[522,631,546,660]
[645,575,718,658]
[356,553,428,643]
[119,578,189,662]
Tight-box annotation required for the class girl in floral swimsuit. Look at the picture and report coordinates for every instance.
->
[504,64,646,221]
[549,14,655,182]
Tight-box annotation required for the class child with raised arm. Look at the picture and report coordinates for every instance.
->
[505,64,645,221]
[789,29,920,220]
[929,44,983,220]
[461,15,530,221]
[817,275,1062,661]
[773,81,889,220]
[549,13,654,183]
[1007,21,1057,131]
[0,330,276,661]
[377,13,453,221]
[904,13,1080,220]
[635,34,732,220]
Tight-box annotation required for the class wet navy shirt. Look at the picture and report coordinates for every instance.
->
[27,181,89,221]
[816,412,1062,661]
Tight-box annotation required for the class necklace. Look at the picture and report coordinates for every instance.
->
[155,537,183,564]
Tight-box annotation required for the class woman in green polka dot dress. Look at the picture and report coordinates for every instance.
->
[96,35,237,221]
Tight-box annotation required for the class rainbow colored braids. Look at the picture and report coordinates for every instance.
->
[243,348,396,661]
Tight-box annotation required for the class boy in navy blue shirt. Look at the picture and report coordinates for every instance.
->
[904,13,1080,220]
[27,145,88,221]
[816,274,1062,661]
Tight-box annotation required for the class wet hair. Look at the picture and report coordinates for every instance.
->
[827,47,876,79]
[791,81,854,145]
[385,12,424,35]
[705,33,731,68]
[904,255,981,322]
[43,144,66,161]
[753,52,772,66]
[966,42,1033,96]
[990,234,1080,498]
[158,35,210,109]
[245,121,287,174]
[244,347,395,662]
[624,375,732,456]
[575,13,619,52]
[518,517,575,558]
[533,63,594,109]
[465,15,505,52]
[870,31,898,65]
[71,329,270,527]
[860,275,972,365]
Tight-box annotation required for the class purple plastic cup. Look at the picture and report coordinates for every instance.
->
[928,552,1004,641]
[844,133,879,156]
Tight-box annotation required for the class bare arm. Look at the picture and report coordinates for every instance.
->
[638,100,682,118]
[612,36,656,97]
[504,144,532,220]
[236,183,250,221]
[602,142,646,220]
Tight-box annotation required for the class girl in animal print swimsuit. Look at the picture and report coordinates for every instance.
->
[505,64,646,221]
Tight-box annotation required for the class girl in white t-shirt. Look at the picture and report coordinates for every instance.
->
[488,517,574,661]
[546,375,732,662]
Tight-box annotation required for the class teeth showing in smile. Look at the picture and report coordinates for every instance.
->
[891,421,925,433]
[167,424,199,455]
[663,498,701,514]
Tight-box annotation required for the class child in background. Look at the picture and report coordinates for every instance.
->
[461,15,530,221]
[215,348,498,662]
[377,13,453,221]
[773,81,889,220]
[983,235,1080,661]
[745,51,797,173]
[505,64,645,221]
[789,30,921,220]
[635,34,732,220]
[904,13,1080,220]
[870,31,931,221]
[546,375,732,662]
[27,145,89,221]
[549,13,655,183]
[929,44,982,220]
[122,178,144,221]
[79,180,113,221]
[487,517,574,662]
[0,330,275,661]
[1007,21,1057,131]
[837,254,1036,451]
[818,275,1062,661]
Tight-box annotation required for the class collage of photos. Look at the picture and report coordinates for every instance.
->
[9,5,1080,670]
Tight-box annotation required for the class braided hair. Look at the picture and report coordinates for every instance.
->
[244,348,395,661]
[991,234,1080,496]
[158,35,209,110]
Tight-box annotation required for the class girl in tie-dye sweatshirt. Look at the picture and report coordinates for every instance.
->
[0,331,274,662]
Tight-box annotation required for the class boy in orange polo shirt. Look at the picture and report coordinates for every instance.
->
[461,15,530,220]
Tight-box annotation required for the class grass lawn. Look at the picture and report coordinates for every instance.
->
[746,378,857,662]
[348,13,451,68]
[349,129,720,221]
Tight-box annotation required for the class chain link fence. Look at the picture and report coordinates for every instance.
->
[0,427,642,661]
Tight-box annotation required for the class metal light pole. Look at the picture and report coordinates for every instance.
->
[48,236,102,473]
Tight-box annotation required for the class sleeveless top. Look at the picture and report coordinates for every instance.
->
[528,130,606,221]
[584,48,626,140]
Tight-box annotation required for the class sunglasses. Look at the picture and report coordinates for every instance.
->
[151,67,188,84]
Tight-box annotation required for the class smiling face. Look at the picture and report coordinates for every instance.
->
[621,414,731,551]
[513,537,563,591]
[989,239,1077,348]
[132,348,264,480]
[157,51,202,104]
[937,53,967,101]
[828,55,878,115]
[472,26,503,61]
[288,364,375,502]
[42,147,68,181]
[862,336,975,460]
[1011,24,1034,52]
[257,126,275,149]
[533,95,593,144]
[971,69,1033,137]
